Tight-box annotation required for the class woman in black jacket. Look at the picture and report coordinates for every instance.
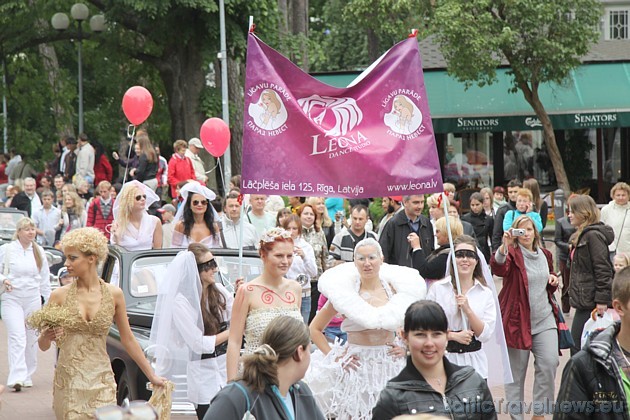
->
[129,134,158,191]
[568,194,615,355]
[462,192,493,262]
[372,300,496,420]
[411,216,463,286]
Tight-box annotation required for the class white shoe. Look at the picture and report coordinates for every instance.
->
[23,381,32,388]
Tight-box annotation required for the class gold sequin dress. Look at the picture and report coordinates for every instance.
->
[53,280,116,419]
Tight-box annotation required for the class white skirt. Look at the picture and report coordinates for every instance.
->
[305,342,405,420]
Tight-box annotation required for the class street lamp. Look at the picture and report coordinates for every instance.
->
[51,3,106,135]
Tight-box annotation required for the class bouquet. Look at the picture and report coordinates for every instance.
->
[26,304,72,346]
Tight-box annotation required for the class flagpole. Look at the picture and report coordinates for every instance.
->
[219,0,231,193]
[442,193,468,330]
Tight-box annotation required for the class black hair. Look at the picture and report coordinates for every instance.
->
[404,300,448,333]
[183,193,217,237]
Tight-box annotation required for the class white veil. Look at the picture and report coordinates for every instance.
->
[173,181,220,223]
[112,180,161,220]
[149,250,204,401]
[445,248,513,387]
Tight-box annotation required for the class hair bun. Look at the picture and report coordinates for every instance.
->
[253,344,277,357]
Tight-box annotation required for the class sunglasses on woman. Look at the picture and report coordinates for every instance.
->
[455,249,478,260]
[192,199,208,206]
[135,194,147,201]
[197,258,218,272]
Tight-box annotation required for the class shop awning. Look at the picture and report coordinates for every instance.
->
[313,62,630,133]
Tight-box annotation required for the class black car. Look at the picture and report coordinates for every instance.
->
[103,246,263,414]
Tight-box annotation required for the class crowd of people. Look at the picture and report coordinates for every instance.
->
[2,130,630,419]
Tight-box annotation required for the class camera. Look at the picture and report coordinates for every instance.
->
[296,274,309,286]
[511,228,526,237]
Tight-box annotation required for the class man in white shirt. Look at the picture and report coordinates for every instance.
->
[76,133,95,185]
[222,192,258,249]
[33,190,61,246]
[185,138,208,185]
[246,194,276,237]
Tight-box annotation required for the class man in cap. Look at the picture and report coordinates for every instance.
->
[186,138,208,185]
[158,203,177,248]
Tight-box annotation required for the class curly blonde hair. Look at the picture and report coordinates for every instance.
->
[61,227,109,263]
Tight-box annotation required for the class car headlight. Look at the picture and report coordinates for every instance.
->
[143,344,172,374]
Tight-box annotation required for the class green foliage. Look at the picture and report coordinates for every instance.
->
[430,0,603,90]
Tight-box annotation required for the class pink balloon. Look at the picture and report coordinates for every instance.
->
[122,86,153,125]
[200,118,231,157]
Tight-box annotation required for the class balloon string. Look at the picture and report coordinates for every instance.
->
[122,124,136,184]
[204,160,220,175]
[217,158,226,194]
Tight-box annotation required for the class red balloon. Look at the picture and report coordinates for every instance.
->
[200,118,231,157]
[122,86,153,125]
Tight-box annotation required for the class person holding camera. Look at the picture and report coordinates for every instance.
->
[490,215,560,420]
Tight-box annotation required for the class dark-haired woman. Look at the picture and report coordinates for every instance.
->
[372,300,496,419]
[205,316,324,419]
[172,182,222,248]
[150,243,233,419]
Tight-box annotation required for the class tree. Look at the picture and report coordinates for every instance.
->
[430,0,602,194]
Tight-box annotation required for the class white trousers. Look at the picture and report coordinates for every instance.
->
[1,292,41,385]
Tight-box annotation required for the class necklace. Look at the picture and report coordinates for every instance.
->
[617,339,630,367]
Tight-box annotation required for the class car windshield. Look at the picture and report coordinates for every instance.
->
[128,253,263,300]
[0,212,25,242]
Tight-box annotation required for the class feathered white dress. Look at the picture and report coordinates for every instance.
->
[305,262,426,420]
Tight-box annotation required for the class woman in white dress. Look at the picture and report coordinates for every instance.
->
[426,234,496,381]
[171,182,222,248]
[226,227,303,381]
[306,238,425,420]
[150,243,232,419]
[110,180,162,251]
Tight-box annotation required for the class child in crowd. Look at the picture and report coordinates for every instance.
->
[614,252,630,273]
[502,188,543,232]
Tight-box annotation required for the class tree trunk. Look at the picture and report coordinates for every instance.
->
[291,0,309,71]
[367,28,380,62]
[38,43,75,139]
[520,86,572,195]
[277,0,289,37]
[227,56,244,177]
[154,42,205,142]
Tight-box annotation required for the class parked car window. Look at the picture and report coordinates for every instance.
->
[129,256,171,298]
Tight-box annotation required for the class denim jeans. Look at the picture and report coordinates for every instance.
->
[324,326,347,344]
[300,295,311,324]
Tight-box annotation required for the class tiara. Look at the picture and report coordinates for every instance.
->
[260,227,292,243]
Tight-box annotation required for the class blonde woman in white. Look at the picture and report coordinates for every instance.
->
[1,217,50,391]
[306,238,425,420]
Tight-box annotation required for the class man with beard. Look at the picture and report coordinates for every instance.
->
[377,196,402,236]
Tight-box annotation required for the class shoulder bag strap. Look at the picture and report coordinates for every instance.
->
[4,244,9,277]
[615,209,628,251]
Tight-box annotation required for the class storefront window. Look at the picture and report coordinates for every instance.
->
[603,127,622,183]
[503,130,554,187]
[444,132,494,189]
